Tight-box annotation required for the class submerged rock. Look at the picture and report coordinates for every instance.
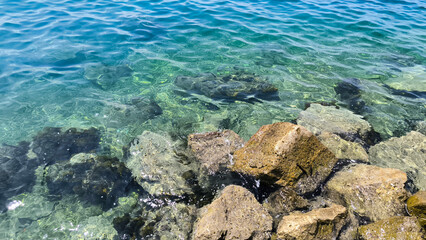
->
[317,132,368,162]
[297,104,373,142]
[415,121,426,135]
[369,131,426,190]
[84,63,133,90]
[175,72,279,103]
[325,164,408,222]
[276,204,347,240]
[188,130,244,175]
[31,127,100,166]
[45,153,133,210]
[334,78,366,114]
[192,185,272,240]
[407,191,426,228]
[385,65,426,92]
[232,122,338,195]
[357,216,425,240]
[126,131,195,197]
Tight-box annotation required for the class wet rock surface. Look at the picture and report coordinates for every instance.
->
[317,132,368,162]
[175,72,279,103]
[369,131,426,190]
[192,185,272,240]
[276,204,347,240]
[188,130,244,175]
[407,191,426,228]
[126,131,195,197]
[325,164,408,222]
[232,122,338,195]
[297,104,373,142]
[357,216,425,240]
[45,153,133,210]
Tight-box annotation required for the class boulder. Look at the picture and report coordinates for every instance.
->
[84,63,133,90]
[369,131,426,190]
[317,132,368,162]
[192,185,272,240]
[188,130,244,174]
[263,187,309,228]
[297,104,372,140]
[357,216,425,240]
[126,131,195,197]
[325,164,408,222]
[276,204,347,240]
[232,122,338,194]
[407,191,426,227]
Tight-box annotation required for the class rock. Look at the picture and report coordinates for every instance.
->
[263,187,309,228]
[407,191,426,227]
[232,122,338,194]
[175,72,279,103]
[369,131,426,190]
[385,65,426,92]
[188,130,245,174]
[276,204,347,240]
[192,185,272,240]
[317,132,368,162]
[357,216,425,240]
[334,78,366,114]
[126,131,195,197]
[325,164,408,222]
[45,153,133,210]
[84,63,133,90]
[297,104,372,141]
[415,121,426,135]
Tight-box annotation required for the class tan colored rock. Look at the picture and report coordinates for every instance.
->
[325,164,408,222]
[358,216,425,240]
[192,185,272,240]
[317,132,368,162]
[188,130,244,174]
[277,204,347,240]
[232,122,338,194]
[407,191,426,228]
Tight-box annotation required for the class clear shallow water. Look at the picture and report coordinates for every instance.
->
[0,0,425,239]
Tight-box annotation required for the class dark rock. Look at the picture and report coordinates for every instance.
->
[175,72,279,103]
[84,63,133,90]
[334,78,366,114]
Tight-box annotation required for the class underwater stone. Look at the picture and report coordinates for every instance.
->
[187,130,245,175]
[45,153,133,210]
[175,72,279,103]
[126,131,195,197]
[369,131,426,190]
[334,78,366,114]
[31,127,100,166]
[232,122,338,195]
[297,103,372,141]
[415,121,426,135]
[385,65,426,92]
[325,164,408,222]
[277,204,348,240]
[407,191,426,228]
[357,216,425,240]
[317,132,368,162]
[192,185,272,240]
[84,63,133,90]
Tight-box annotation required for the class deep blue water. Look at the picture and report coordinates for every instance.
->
[0,0,425,239]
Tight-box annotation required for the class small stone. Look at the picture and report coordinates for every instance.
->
[325,164,408,222]
[357,216,425,240]
[277,204,347,240]
[369,131,426,190]
[192,185,272,240]
[188,130,244,175]
[232,122,338,194]
[407,191,426,227]
[317,132,368,162]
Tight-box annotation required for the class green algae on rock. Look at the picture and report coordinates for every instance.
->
[232,122,338,195]
[277,204,347,240]
[407,191,426,228]
[192,185,272,240]
[369,131,426,190]
[357,216,425,240]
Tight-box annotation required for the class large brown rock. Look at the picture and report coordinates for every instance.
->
[232,122,338,194]
[407,191,426,228]
[188,130,245,175]
[192,185,272,240]
[276,204,348,240]
[357,216,425,240]
[325,164,408,222]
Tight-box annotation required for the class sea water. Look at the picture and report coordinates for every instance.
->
[0,0,425,239]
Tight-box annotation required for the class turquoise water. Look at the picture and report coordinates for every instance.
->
[0,0,425,239]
